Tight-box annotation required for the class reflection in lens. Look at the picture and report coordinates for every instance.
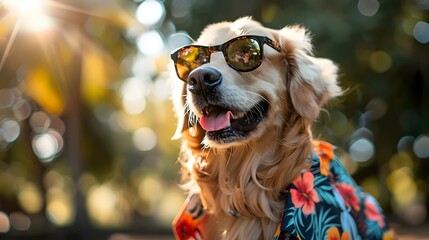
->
[176,46,207,80]
[227,38,261,71]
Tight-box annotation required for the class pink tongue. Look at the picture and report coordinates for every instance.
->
[200,111,233,131]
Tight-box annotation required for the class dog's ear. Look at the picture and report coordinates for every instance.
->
[276,26,341,120]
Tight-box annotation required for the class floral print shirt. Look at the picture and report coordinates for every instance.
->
[273,141,396,240]
[173,141,396,240]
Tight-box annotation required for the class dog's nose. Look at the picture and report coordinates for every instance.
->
[187,67,222,94]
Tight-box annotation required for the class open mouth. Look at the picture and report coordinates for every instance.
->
[198,100,269,143]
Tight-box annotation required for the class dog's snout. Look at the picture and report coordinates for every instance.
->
[187,67,222,94]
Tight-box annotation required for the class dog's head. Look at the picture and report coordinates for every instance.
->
[171,17,341,148]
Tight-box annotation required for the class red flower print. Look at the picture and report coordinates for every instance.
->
[364,198,385,228]
[173,194,206,240]
[335,183,361,211]
[290,171,320,216]
[175,219,200,239]
[313,141,335,176]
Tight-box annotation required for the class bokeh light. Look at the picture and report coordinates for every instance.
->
[87,185,118,226]
[387,167,417,207]
[17,182,43,214]
[401,202,427,226]
[44,170,75,226]
[369,51,392,73]
[156,187,185,226]
[170,0,192,19]
[413,134,429,158]
[9,212,31,231]
[389,152,414,171]
[136,0,166,26]
[136,30,165,55]
[12,99,32,121]
[349,138,375,162]
[0,118,21,143]
[0,211,10,233]
[32,131,63,162]
[0,88,15,109]
[29,111,51,132]
[151,77,172,102]
[46,198,74,226]
[137,176,163,215]
[86,183,131,227]
[27,111,65,162]
[397,135,415,152]
[357,0,379,17]
[413,21,429,44]
[121,77,148,115]
[132,127,157,151]
[365,98,387,120]
[132,55,158,78]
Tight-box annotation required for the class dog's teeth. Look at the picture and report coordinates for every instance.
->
[202,107,210,116]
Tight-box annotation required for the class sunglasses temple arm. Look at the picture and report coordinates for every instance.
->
[266,38,281,52]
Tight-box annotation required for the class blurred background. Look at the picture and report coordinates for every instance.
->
[0,0,428,239]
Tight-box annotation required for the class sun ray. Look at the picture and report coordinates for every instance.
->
[0,0,123,74]
[0,11,16,23]
[36,30,69,96]
[0,14,23,73]
[44,0,111,20]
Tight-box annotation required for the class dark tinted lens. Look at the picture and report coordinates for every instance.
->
[175,46,208,80]
[226,38,261,71]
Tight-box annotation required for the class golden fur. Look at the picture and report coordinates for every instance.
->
[171,17,341,239]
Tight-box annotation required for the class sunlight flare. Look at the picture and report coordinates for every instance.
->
[3,0,45,14]
[3,0,55,32]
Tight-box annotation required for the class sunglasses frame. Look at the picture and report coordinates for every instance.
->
[170,35,282,81]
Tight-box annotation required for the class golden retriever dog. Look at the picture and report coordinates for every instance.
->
[170,17,395,240]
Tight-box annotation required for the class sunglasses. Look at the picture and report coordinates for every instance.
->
[170,35,281,81]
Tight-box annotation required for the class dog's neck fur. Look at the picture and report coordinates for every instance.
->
[180,112,312,239]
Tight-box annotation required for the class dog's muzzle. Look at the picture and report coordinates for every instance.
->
[186,66,269,144]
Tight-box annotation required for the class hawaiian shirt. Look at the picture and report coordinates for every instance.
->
[173,141,396,240]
